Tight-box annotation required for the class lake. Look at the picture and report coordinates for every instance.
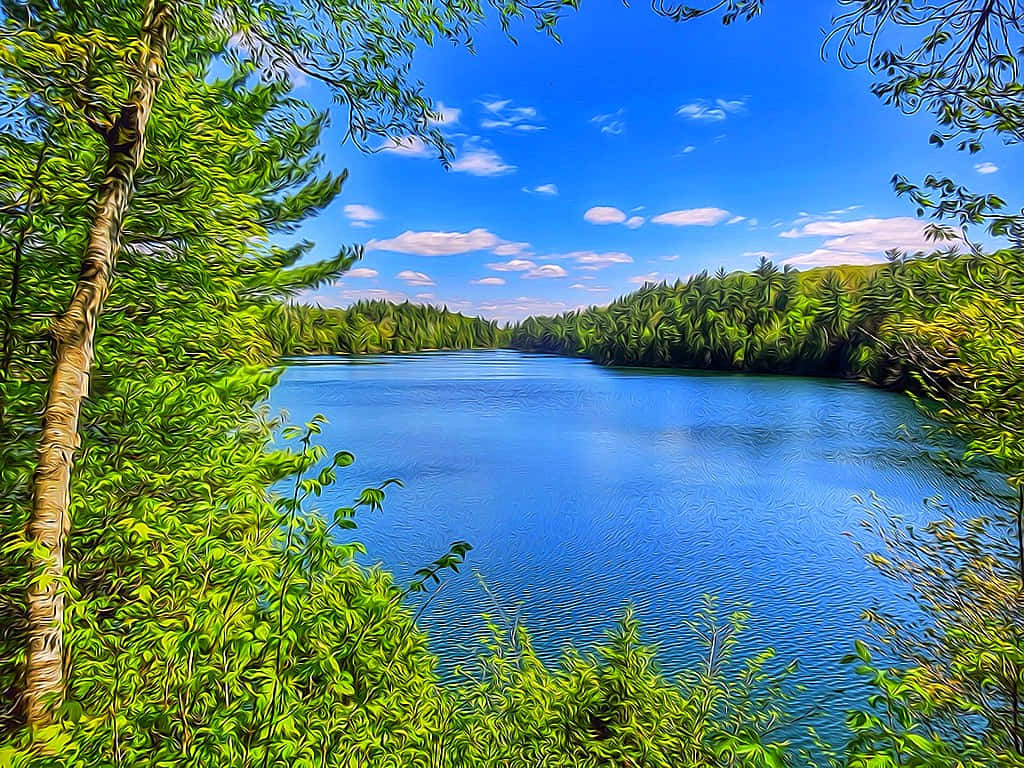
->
[271,349,980,738]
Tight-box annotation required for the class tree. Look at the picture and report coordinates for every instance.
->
[0,46,359,734]
[1,0,577,727]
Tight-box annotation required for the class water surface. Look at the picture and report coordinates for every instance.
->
[271,350,980,736]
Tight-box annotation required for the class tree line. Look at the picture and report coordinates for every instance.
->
[263,300,508,356]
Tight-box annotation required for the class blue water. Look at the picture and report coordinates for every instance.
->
[271,350,982,737]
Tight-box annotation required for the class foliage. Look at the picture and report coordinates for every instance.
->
[0,0,579,156]
[508,250,1021,387]
[263,300,508,356]
[835,253,1024,767]
[450,598,797,768]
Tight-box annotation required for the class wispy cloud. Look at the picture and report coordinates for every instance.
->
[343,204,383,228]
[570,283,608,292]
[523,183,559,196]
[523,264,569,279]
[306,287,412,306]
[560,251,633,270]
[487,258,537,272]
[826,205,863,216]
[479,98,544,131]
[379,132,514,176]
[726,215,746,225]
[451,139,516,176]
[975,161,999,175]
[625,216,645,229]
[782,250,882,267]
[396,269,435,286]
[378,136,433,157]
[471,277,506,285]
[591,109,626,135]
[651,207,731,226]
[786,206,863,230]
[676,97,747,122]
[629,272,660,285]
[346,267,379,278]
[429,102,461,126]
[473,296,585,323]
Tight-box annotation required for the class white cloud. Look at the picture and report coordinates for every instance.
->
[343,204,383,228]
[780,217,959,267]
[367,228,502,256]
[782,250,882,267]
[429,102,461,126]
[629,272,660,285]
[479,99,544,131]
[524,183,559,196]
[559,251,633,269]
[682,145,697,154]
[523,264,569,279]
[486,258,537,272]
[662,254,680,262]
[396,269,435,286]
[584,207,646,229]
[743,250,778,260]
[651,207,731,226]
[303,285,507,319]
[783,207,865,234]
[480,98,510,113]
[975,161,999,175]
[378,136,433,157]
[584,206,627,225]
[591,109,626,135]
[306,287,412,306]
[471,277,506,286]
[676,97,747,122]
[346,267,379,278]
[570,283,608,293]
[473,296,584,323]
[727,215,746,225]
[451,145,516,176]
[492,241,532,257]
[827,205,863,216]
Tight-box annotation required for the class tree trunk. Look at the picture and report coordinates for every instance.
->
[23,0,172,730]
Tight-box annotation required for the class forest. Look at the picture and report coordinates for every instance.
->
[263,300,506,356]
[1,0,1023,766]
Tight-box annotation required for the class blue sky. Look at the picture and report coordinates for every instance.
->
[291,1,1018,322]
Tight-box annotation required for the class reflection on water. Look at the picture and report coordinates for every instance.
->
[272,350,984,740]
